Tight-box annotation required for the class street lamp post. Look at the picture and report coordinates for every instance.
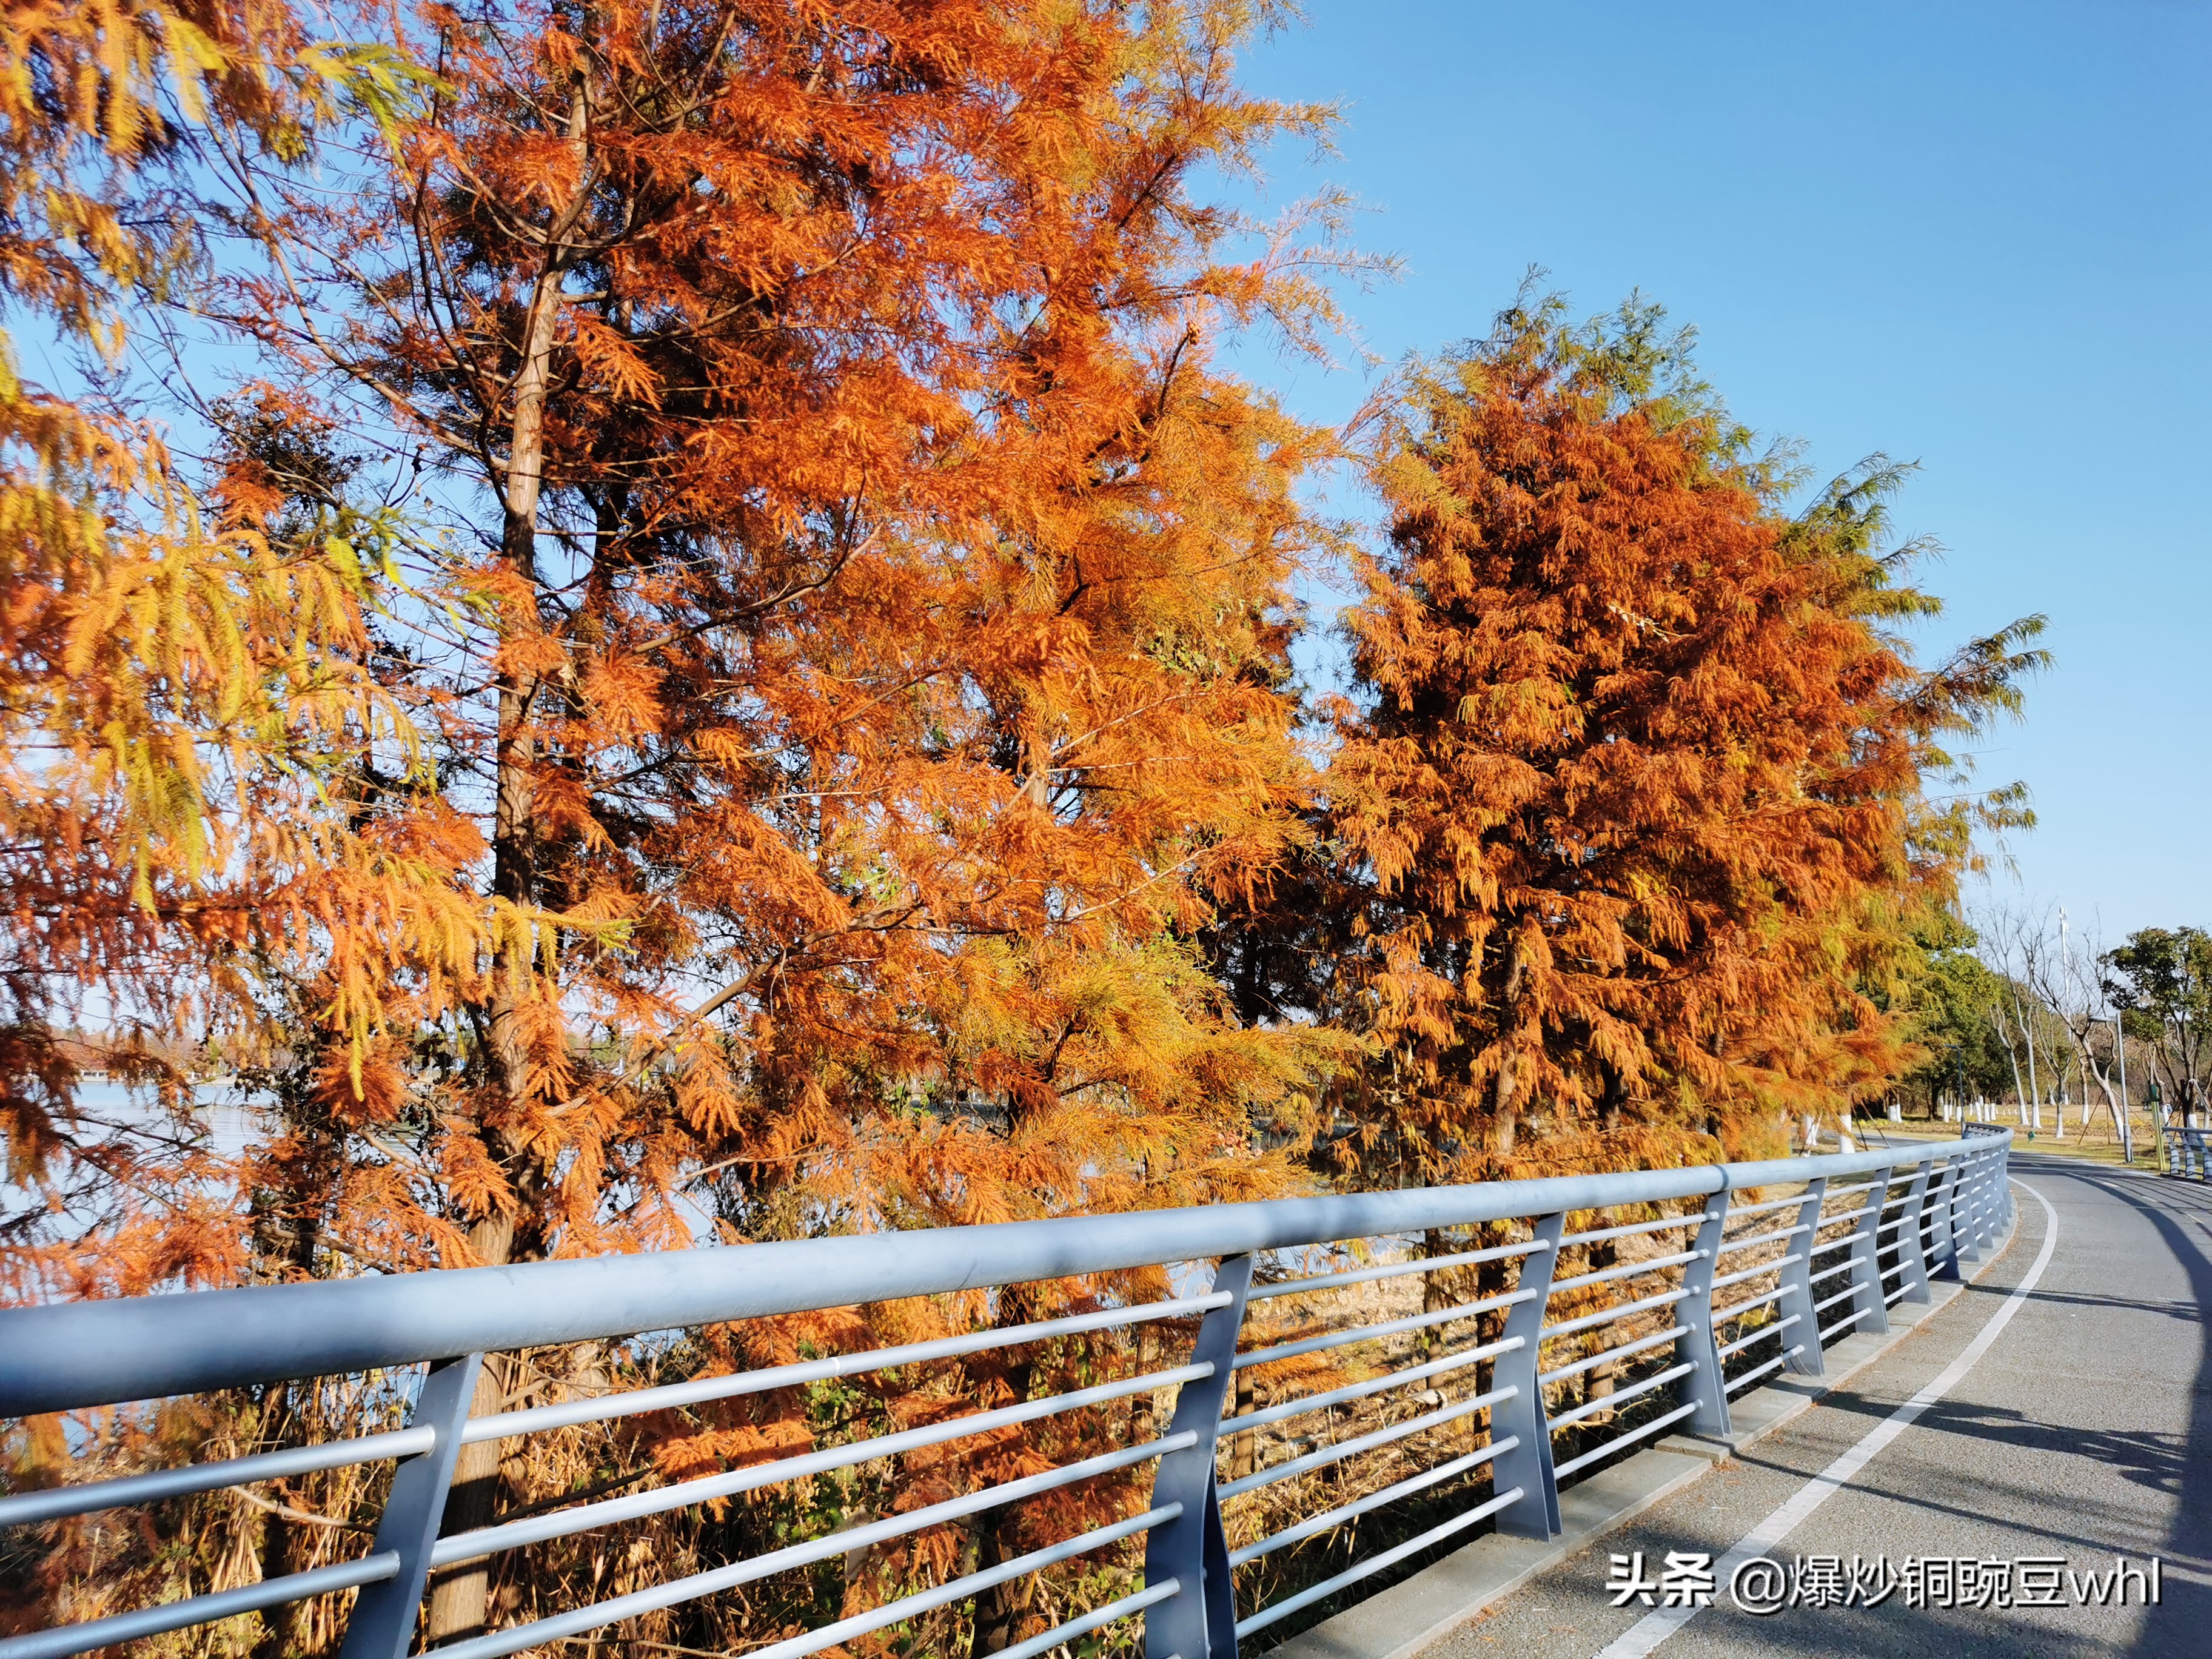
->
[2114,1013,2132,1164]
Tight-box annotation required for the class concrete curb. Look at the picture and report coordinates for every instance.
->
[1265,1208,2024,1659]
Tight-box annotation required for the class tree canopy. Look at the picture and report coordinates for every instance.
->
[1218,297,2043,1179]
[2105,927,2212,1107]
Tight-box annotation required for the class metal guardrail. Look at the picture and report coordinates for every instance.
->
[2162,1123,2210,1177]
[0,1133,2013,1659]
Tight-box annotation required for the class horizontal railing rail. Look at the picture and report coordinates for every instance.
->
[0,1131,2012,1659]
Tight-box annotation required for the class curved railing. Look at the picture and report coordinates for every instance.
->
[0,1131,2012,1659]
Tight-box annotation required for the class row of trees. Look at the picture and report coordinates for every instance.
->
[1901,908,2212,1138]
[4,0,2046,1649]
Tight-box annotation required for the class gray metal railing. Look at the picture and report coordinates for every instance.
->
[0,1132,2013,1659]
[2162,1122,2208,1177]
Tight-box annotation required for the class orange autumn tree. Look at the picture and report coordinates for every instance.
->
[178,0,1343,1238]
[1305,295,2042,1178]
[195,0,1349,1272]
[0,0,484,1305]
[178,0,1350,1642]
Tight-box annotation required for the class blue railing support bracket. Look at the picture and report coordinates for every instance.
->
[1145,1254,1252,1659]
[1677,1188,1732,1433]
[1898,1161,1934,1304]
[337,1352,483,1659]
[1490,1212,1564,1540]
[1778,1175,1828,1376]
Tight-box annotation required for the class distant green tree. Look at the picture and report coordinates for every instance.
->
[1896,913,2020,1112]
[2103,928,2212,1113]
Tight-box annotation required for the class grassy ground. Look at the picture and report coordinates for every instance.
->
[1861,1113,2172,1171]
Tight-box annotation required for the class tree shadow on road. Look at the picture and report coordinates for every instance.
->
[1992,1285,2207,1329]
[1718,1403,2173,1562]
[2048,1168,2212,1657]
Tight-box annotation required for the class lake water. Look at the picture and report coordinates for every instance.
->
[5,1081,720,1263]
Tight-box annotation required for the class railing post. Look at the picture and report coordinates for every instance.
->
[1929,1162,1962,1280]
[1846,1171,1891,1337]
[1145,1253,1253,1659]
[1957,1151,1986,1260]
[1954,1155,1985,1265]
[1675,1184,1732,1433]
[1897,1159,1934,1304]
[1490,1212,1564,1540]
[1777,1175,1827,1376]
[338,1352,483,1659]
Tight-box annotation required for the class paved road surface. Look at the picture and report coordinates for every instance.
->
[1423,1152,2212,1658]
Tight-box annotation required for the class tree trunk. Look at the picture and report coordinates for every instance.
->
[2077,1037,2120,1142]
[425,1218,518,1642]
[1580,1242,1620,1421]
[1416,1227,1448,1362]
[1224,1367,1258,1482]
[250,1399,297,1659]
[2016,987,2043,1130]
[1491,1056,1518,1157]
[1128,1322,1163,1444]
[968,1288,1040,1655]
[484,250,566,1112]
[970,1527,1039,1656]
[428,63,587,1634]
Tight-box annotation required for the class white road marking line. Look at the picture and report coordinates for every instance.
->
[1590,1178,2059,1658]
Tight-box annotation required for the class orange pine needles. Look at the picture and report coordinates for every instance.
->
[8,4,1349,1645]
[1318,298,2043,1175]
[216,0,1346,1266]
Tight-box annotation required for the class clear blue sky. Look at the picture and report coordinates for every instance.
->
[1229,0,2210,943]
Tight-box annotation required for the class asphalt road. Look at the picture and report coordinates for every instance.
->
[1424,1152,2212,1658]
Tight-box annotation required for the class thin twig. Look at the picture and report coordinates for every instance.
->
[231,1484,372,1533]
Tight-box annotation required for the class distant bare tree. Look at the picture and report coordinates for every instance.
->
[1978,900,2133,1151]
[1972,900,2074,1133]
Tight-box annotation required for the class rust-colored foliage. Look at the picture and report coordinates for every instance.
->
[0,0,478,1304]
[193,0,1348,1281]
[7,1,1350,1283]
[1310,296,2043,1178]
[6,1,1349,1649]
